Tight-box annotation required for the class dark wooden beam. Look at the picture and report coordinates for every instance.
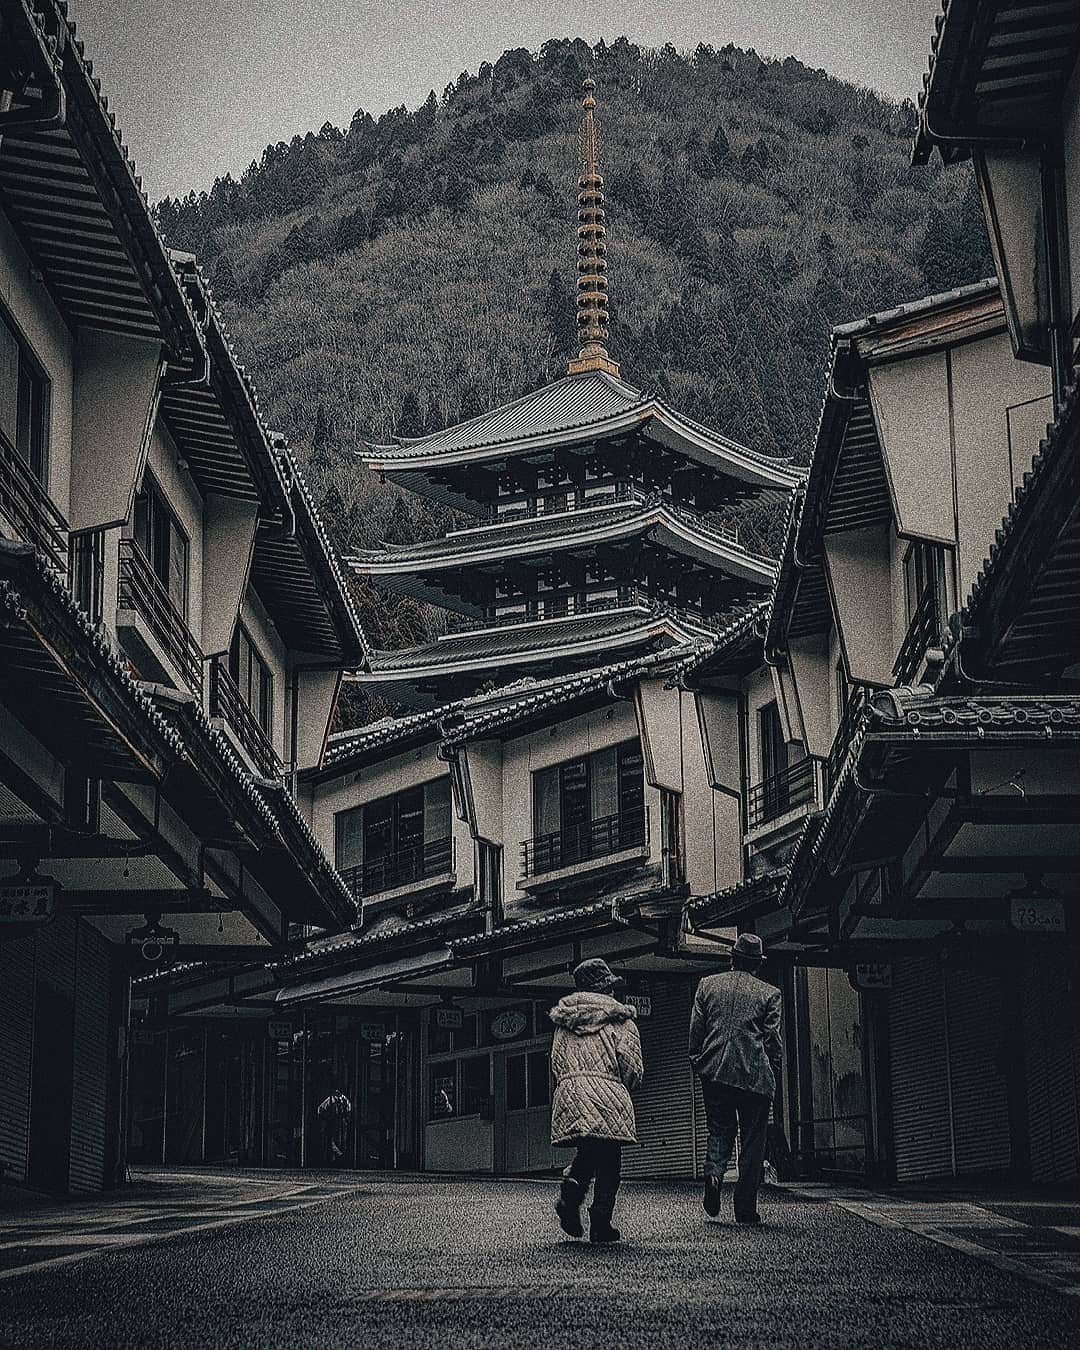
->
[933,855,1080,873]
[59,888,223,915]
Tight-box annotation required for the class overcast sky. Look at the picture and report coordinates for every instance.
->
[72,0,939,201]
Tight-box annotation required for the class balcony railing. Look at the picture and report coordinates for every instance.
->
[340,834,453,900]
[209,659,281,780]
[824,685,870,800]
[893,583,947,685]
[0,427,67,575]
[521,807,647,878]
[118,538,202,696]
[746,756,820,831]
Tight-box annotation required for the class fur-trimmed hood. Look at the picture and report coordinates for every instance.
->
[549,991,637,1036]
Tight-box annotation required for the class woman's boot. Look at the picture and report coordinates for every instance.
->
[555,1177,584,1237]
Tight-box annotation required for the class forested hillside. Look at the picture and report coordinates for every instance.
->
[156,37,991,669]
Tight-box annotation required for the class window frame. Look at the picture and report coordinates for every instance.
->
[132,471,191,620]
[0,301,51,486]
[228,622,274,737]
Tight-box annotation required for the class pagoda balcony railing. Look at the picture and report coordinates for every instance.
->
[486,488,741,546]
[893,583,947,685]
[746,755,822,831]
[118,538,203,696]
[0,427,68,576]
[340,834,454,900]
[209,658,282,781]
[824,686,870,801]
[484,588,645,628]
[521,806,647,878]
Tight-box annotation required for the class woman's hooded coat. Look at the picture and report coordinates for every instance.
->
[549,991,644,1147]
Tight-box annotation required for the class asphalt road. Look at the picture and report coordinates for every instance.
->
[2,1178,1079,1349]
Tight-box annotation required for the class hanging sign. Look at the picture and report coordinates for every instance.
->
[489,1008,529,1041]
[434,1007,463,1030]
[361,1022,386,1043]
[267,1020,293,1041]
[852,962,893,990]
[624,994,652,1018]
[1010,895,1066,934]
[0,878,55,923]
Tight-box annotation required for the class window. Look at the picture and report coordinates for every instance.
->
[334,779,453,896]
[507,1050,551,1111]
[229,624,273,736]
[903,541,948,629]
[529,740,645,872]
[460,1056,490,1117]
[133,475,189,618]
[477,841,502,917]
[70,530,105,624]
[660,787,684,885]
[0,307,49,482]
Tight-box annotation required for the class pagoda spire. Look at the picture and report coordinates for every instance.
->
[567,78,621,378]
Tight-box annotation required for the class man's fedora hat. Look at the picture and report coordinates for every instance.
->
[732,932,765,963]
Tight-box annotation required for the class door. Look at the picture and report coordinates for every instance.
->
[504,1048,556,1173]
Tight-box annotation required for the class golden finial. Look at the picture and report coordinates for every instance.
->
[567,77,620,378]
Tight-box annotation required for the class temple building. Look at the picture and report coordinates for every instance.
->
[352,80,800,707]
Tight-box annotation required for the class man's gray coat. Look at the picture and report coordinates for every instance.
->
[688,968,783,1099]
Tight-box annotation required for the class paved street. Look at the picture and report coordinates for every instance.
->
[1,1171,1079,1348]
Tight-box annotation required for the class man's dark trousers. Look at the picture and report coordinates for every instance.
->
[565,1139,622,1223]
[701,1082,771,1219]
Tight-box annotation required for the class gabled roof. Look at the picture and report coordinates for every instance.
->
[913,0,1080,165]
[360,369,801,494]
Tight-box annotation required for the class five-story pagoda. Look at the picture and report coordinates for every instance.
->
[352,80,801,708]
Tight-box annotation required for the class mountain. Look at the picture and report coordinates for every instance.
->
[154,38,992,715]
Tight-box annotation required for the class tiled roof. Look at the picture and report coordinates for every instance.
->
[868,690,1080,735]
[831,278,1000,340]
[450,899,619,956]
[685,869,789,924]
[275,906,481,971]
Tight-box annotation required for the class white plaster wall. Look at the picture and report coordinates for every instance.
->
[310,744,472,890]
[679,687,740,894]
[0,208,73,518]
[1063,59,1080,329]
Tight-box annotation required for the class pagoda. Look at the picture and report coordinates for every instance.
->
[352,79,801,708]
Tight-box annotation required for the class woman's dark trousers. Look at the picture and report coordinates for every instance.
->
[563,1139,622,1224]
[701,1083,771,1219]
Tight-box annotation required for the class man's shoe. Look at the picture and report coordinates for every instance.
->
[555,1180,584,1238]
[735,1212,762,1226]
[589,1220,621,1244]
[703,1175,722,1218]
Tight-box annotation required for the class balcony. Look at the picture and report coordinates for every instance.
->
[117,538,202,696]
[521,807,648,881]
[340,834,454,903]
[746,756,822,832]
[0,427,67,576]
[209,658,281,780]
[824,685,870,800]
[893,583,947,685]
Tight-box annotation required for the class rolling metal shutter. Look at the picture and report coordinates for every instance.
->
[889,957,1011,1181]
[0,932,37,1184]
[889,957,951,1181]
[69,921,113,1194]
[1021,948,1080,1183]
[622,981,698,1180]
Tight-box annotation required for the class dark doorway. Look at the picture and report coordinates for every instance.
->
[27,983,74,1192]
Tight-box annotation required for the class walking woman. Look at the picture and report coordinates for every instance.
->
[549,959,643,1244]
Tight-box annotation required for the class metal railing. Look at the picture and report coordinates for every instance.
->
[521,807,647,877]
[69,530,105,624]
[0,427,67,575]
[340,834,453,900]
[209,658,281,780]
[746,756,820,831]
[824,685,870,800]
[118,538,202,696]
[893,582,946,684]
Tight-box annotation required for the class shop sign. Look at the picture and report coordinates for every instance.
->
[0,879,55,923]
[434,1007,463,1030]
[361,1022,385,1043]
[1010,895,1066,934]
[267,1020,293,1041]
[489,1008,528,1041]
[852,962,893,991]
[624,994,652,1018]
[132,1028,157,1046]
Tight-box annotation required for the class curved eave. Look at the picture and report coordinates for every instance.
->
[349,505,776,590]
[362,403,801,492]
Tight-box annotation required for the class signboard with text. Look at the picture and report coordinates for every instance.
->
[1010,895,1066,934]
[267,1020,293,1041]
[624,994,652,1018]
[434,1007,463,1030]
[0,879,55,924]
[852,963,893,991]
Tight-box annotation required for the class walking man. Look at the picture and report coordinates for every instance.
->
[550,958,643,1244]
[689,933,781,1225]
[316,1082,352,1166]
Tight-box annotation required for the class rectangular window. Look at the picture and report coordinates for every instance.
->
[903,541,949,629]
[529,740,645,873]
[477,841,502,915]
[132,474,189,619]
[459,1056,490,1117]
[526,1050,550,1108]
[506,1054,527,1111]
[0,306,49,482]
[759,701,788,784]
[431,1069,456,1119]
[660,787,684,885]
[228,624,273,735]
[333,778,453,895]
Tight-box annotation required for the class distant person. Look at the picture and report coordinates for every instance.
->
[689,933,782,1226]
[316,1084,352,1166]
[549,958,643,1245]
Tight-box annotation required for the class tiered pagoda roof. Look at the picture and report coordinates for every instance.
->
[352,80,800,708]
